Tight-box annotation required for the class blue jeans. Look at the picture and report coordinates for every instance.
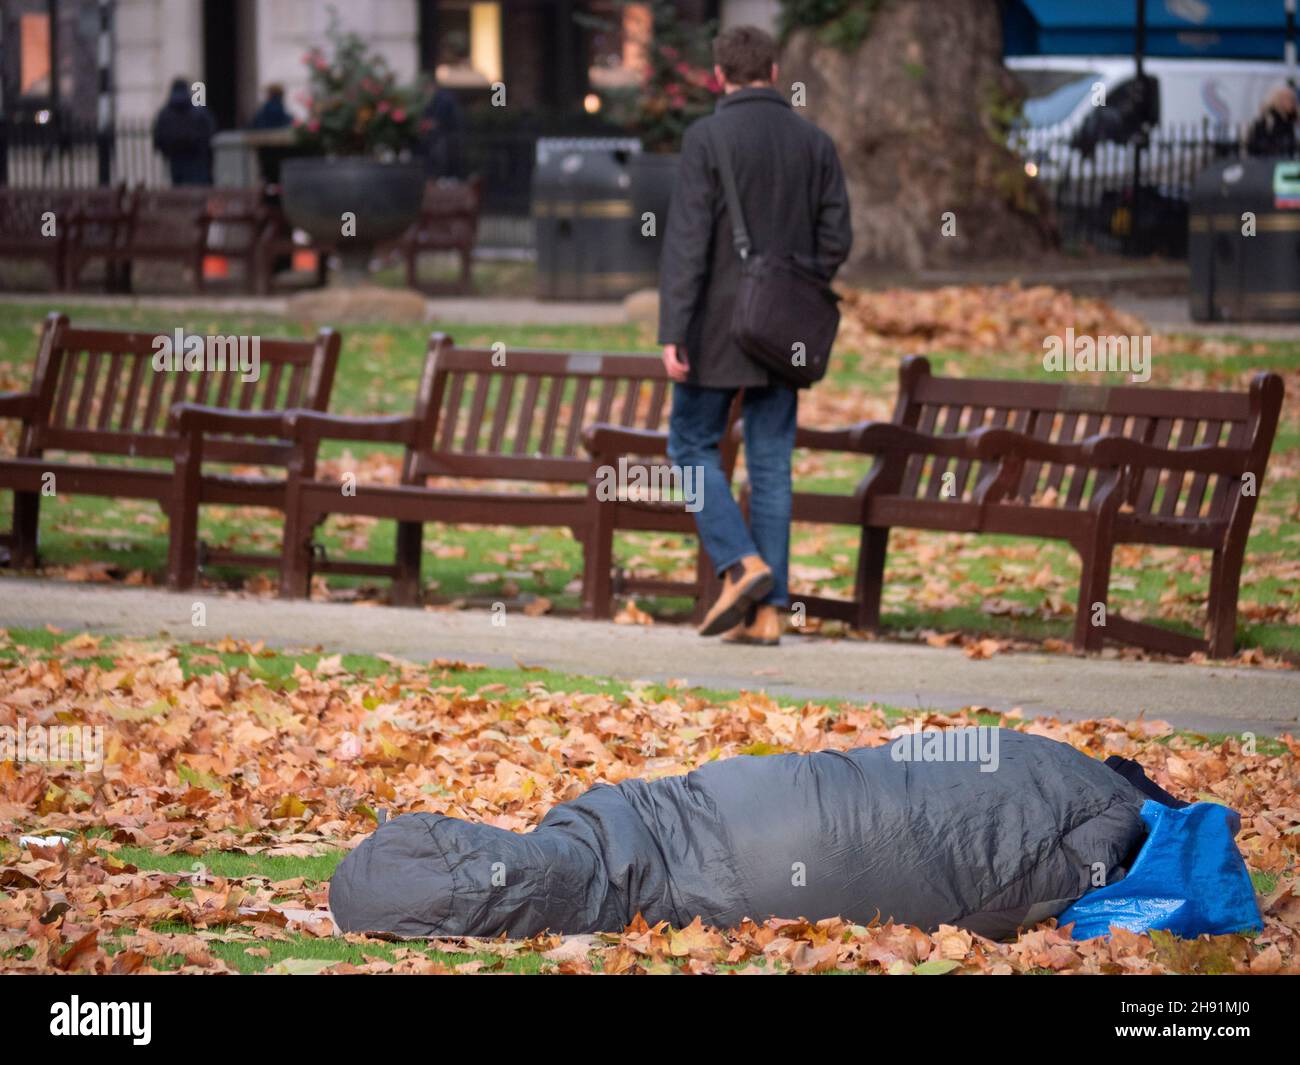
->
[668,382,797,607]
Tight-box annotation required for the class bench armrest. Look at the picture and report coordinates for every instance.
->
[169,403,289,438]
[582,423,669,459]
[0,391,38,420]
[283,409,419,447]
[966,426,1101,465]
[796,424,865,451]
[1085,435,1254,475]
[851,421,981,458]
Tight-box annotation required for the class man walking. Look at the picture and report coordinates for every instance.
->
[659,26,852,645]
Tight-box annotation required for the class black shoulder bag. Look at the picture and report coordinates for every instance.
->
[710,125,841,388]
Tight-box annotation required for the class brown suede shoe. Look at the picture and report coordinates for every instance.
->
[698,555,773,637]
[722,604,782,646]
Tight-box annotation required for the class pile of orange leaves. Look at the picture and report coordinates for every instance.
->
[1,632,1297,974]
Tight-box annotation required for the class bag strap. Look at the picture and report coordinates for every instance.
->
[708,123,751,261]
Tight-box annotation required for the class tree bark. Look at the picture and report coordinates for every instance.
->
[779,0,1056,273]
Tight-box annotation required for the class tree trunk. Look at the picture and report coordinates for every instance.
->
[780,0,1056,273]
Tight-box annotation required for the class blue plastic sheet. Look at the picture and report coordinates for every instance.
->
[1059,800,1263,940]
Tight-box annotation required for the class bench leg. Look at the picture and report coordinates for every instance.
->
[166,497,200,591]
[167,437,202,590]
[392,521,423,606]
[280,517,313,600]
[580,511,614,620]
[11,491,41,569]
[278,502,316,599]
[1206,542,1245,659]
[459,247,472,293]
[691,543,721,624]
[853,525,889,630]
[1073,535,1113,653]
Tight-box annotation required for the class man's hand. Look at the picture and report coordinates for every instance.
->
[662,344,689,382]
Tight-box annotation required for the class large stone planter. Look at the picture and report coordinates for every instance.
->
[280,157,424,284]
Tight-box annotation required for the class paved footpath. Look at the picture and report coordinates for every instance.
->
[3,578,1296,736]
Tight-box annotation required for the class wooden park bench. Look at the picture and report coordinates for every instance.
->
[400,176,482,293]
[268,334,728,616]
[0,186,127,290]
[0,312,340,590]
[785,355,1284,657]
[63,185,134,291]
[116,186,269,294]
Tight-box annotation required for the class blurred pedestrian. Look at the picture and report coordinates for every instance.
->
[251,83,292,130]
[152,77,215,186]
[421,44,467,180]
[1247,85,1298,157]
[249,83,296,272]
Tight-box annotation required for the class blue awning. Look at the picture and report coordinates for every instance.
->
[1004,0,1291,59]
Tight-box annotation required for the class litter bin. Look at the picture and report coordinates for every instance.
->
[1189,157,1300,322]
[532,138,658,300]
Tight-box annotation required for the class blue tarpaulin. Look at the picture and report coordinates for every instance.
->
[1005,0,1290,59]
[1058,799,1264,940]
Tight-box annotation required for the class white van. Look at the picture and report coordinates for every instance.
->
[1008,56,1294,180]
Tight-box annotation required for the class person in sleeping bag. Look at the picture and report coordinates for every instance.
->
[328,728,1260,942]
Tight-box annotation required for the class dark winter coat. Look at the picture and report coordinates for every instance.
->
[657,86,852,389]
[423,87,465,180]
[251,95,292,130]
[153,81,216,186]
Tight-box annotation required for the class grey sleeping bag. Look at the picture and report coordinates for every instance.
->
[329,729,1147,940]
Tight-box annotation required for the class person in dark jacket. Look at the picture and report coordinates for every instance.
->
[1246,85,1298,157]
[421,45,467,180]
[251,83,292,130]
[658,25,852,646]
[152,77,216,186]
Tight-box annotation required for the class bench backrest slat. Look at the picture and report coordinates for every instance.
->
[1183,419,1223,518]
[1206,419,1253,518]
[1158,418,1202,518]
[564,377,593,457]
[513,374,542,452]
[1133,417,1177,512]
[645,379,669,429]
[489,374,516,453]
[950,405,987,498]
[118,348,150,432]
[23,314,339,464]
[900,402,939,497]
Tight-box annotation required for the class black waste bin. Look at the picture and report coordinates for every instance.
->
[533,138,658,300]
[1189,157,1300,322]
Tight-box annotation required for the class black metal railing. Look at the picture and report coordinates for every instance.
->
[1014,122,1298,257]
[1,117,576,216]
[0,117,168,189]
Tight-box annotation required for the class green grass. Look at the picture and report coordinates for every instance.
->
[110,845,344,883]
[2,300,1298,656]
[88,922,555,974]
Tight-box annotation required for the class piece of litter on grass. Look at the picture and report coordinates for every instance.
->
[20,835,68,848]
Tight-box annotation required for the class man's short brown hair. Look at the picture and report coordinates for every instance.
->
[712,25,776,86]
